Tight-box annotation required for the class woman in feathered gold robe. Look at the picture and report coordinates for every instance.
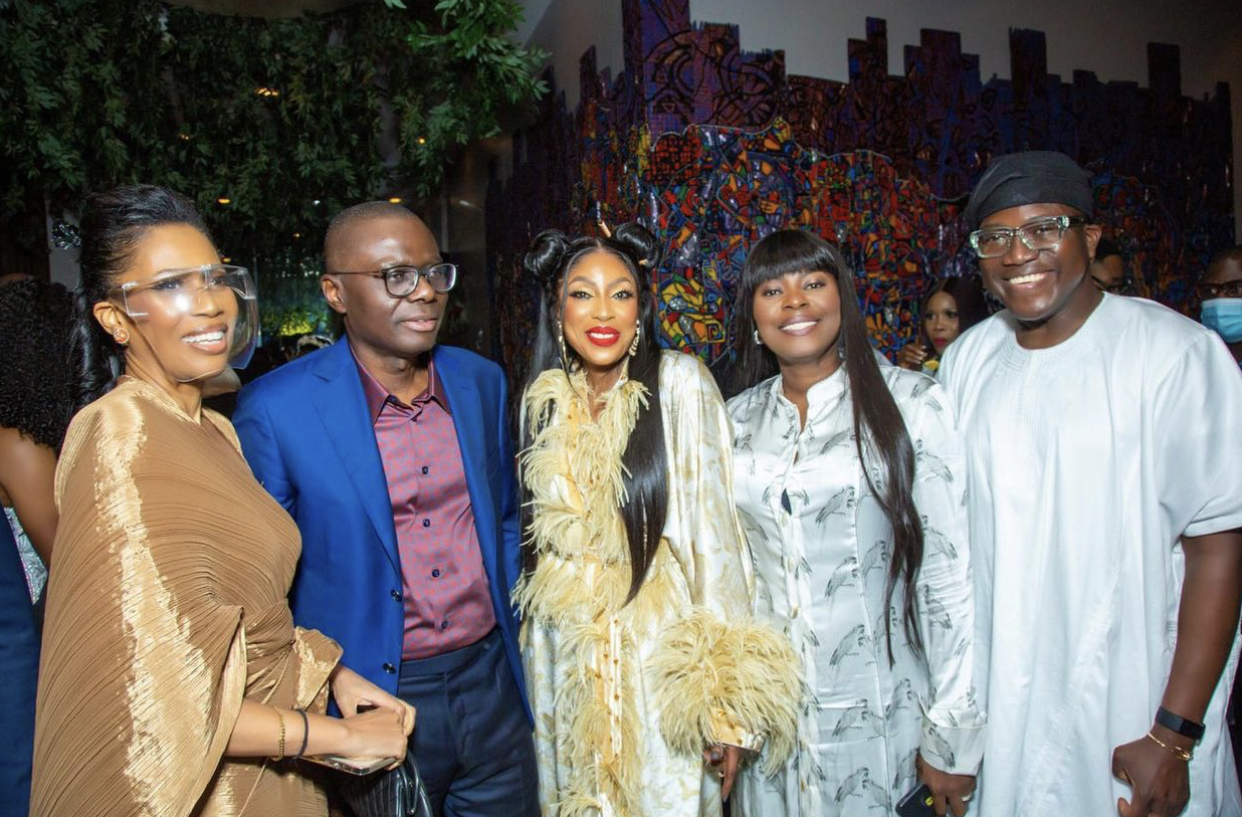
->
[31,185,413,817]
[514,224,800,817]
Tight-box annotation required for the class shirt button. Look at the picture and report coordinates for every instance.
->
[422,519,431,528]
[440,620,449,630]
[422,466,429,475]
[383,662,396,674]
[390,589,401,601]
[431,569,441,578]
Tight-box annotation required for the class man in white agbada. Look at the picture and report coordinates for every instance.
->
[941,150,1242,817]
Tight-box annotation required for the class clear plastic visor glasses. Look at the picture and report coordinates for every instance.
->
[969,215,1085,259]
[109,264,259,370]
[327,262,457,298]
[110,264,256,318]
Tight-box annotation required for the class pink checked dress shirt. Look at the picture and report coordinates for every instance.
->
[354,350,497,660]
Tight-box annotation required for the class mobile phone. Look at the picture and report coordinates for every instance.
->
[896,782,937,817]
[301,754,397,775]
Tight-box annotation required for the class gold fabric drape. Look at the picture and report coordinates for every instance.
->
[31,377,341,816]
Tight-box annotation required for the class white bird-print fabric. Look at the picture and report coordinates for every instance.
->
[728,364,985,817]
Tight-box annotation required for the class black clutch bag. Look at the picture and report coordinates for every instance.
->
[333,751,434,817]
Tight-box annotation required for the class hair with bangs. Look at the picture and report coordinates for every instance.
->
[917,275,990,353]
[731,228,926,660]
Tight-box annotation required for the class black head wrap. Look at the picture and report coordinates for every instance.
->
[964,151,1094,227]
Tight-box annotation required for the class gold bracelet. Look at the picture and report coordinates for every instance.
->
[270,710,287,762]
[1146,730,1193,762]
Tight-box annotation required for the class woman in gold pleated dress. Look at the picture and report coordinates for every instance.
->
[31,185,415,817]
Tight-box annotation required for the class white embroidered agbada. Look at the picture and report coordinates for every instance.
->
[515,351,800,817]
[727,363,985,816]
[941,293,1242,817]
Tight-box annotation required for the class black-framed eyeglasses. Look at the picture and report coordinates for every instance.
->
[1092,276,1133,295]
[1195,280,1242,300]
[969,215,1086,259]
[327,262,457,297]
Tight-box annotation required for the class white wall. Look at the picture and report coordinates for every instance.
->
[520,0,625,109]
[689,0,1242,237]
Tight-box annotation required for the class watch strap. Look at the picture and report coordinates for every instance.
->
[1156,706,1206,741]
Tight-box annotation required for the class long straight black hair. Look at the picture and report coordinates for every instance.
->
[520,223,668,602]
[72,185,209,413]
[732,229,925,659]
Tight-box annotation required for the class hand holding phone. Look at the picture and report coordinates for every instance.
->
[302,754,399,776]
[896,783,937,817]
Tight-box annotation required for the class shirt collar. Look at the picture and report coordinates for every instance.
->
[350,342,448,422]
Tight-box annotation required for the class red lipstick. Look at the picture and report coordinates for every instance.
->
[585,326,621,347]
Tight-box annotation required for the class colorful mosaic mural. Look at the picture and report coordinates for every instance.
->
[486,0,1234,377]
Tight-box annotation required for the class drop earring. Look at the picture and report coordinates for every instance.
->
[753,329,763,346]
[557,320,570,368]
[628,323,640,357]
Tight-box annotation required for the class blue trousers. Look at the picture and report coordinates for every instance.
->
[398,629,539,817]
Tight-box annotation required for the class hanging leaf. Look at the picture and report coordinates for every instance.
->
[0,0,546,268]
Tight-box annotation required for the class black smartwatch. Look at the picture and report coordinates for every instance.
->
[1156,706,1205,741]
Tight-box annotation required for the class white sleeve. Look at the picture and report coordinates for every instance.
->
[1151,333,1242,539]
[907,379,986,775]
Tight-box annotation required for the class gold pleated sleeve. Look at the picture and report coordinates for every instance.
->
[30,379,340,817]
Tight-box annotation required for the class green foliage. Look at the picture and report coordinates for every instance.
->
[0,0,546,272]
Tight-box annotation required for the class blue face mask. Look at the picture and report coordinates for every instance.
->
[1201,298,1242,344]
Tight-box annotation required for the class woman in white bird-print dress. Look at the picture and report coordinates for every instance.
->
[726,229,986,817]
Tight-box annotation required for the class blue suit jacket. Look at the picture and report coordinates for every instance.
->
[232,339,530,720]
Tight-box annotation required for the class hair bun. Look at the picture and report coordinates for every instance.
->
[611,222,661,270]
[523,229,571,290]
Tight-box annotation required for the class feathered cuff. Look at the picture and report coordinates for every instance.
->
[649,609,800,775]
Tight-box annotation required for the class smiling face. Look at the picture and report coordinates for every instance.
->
[560,250,640,379]
[93,224,236,384]
[751,269,842,369]
[322,214,445,360]
[977,203,1101,328]
[923,290,961,352]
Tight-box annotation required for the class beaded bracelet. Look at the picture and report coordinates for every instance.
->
[270,710,287,762]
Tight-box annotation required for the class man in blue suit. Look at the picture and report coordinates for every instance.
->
[233,202,537,816]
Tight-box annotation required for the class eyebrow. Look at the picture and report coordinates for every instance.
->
[567,275,635,288]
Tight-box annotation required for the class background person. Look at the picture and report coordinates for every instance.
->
[1198,247,1242,366]
[0,276,75,817]
[896,275,989,375]
[1090,236,1130,294]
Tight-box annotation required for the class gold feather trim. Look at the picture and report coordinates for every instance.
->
[514,367,661,814]
[516,367,648,575]
[649,608,802,776]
